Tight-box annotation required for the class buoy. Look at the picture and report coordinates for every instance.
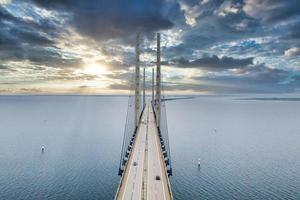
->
[198,158,201,166]
[41,146,45,152]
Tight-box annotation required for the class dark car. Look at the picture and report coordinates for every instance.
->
[155,175,160,180]
[133,161,137,166]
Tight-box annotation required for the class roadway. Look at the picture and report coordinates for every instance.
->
[115,103,172,200]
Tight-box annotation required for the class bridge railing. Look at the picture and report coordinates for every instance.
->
[118,68,143,176]
[152,93,172,176]
[160,98,172,176]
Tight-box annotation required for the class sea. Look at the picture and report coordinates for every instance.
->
[0,95,299,199]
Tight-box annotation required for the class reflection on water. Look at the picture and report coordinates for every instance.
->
[0,95,299,199]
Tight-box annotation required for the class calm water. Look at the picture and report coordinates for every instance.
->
[0,95,299,199]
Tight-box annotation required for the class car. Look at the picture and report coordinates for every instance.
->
[155,175,160,180]
[133,161,137,166]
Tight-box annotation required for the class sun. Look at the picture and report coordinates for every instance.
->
[82,63,109,76]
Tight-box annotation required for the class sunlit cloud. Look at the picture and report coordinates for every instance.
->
[0,0,11,5]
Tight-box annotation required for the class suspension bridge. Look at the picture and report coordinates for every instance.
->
[115,33,173,200]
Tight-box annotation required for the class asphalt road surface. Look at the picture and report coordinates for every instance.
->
[116,103,172,200]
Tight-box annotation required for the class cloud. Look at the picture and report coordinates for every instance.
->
[243,0,300,23]
[179,0,205,27]
[165,55,254,71]
[179,64,300,93]
[0,64,8,70]
[214,1,241,17]
[288,22,300,40]
[284,47,300,57]
[0,4,79,68]
[0,44,84,68]
[165,4,259,61]
[154,61,300,94]
[108,83,131,91]
[0,5,60,46]
[103,60,131,71]
[30,0,174,41]
[0,0,11,5]
[0,0,300,94]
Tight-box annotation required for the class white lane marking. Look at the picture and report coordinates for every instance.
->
[143,104,149,199]
[137,113,147,199]
[147,105,151,200]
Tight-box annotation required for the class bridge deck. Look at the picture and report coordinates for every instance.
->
[115,103,172,200]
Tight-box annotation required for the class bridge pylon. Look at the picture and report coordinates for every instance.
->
[152,68,155,105]
[143,67,146,109]
[134,33,141,129]
[116,32,173,199]
[155,32,161,129]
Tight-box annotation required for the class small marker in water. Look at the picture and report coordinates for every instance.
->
[41,146,45,152]
[198,158,201,166]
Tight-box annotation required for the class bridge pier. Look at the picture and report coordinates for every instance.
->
[156,32,161,129]
[134,33,141,129]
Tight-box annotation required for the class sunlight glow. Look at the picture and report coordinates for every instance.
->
[82,63,109,76]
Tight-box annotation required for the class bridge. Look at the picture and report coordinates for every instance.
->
[115,33,173,200]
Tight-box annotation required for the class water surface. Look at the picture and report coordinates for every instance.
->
[0,95,299,199]
[168,96,300,199]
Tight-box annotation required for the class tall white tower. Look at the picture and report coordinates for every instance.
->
[135,33,141,128]
[156,33,161,128]
[152,68,155,105]
[143,67,146,109]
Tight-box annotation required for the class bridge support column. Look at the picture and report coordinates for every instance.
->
[143,67,146,109]
[135,33,141,128]
[156,33,161,128]
[152,68,154,105]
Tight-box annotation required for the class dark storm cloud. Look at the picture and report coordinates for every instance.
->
[107,56,298,94]
[0,4,78,69]
[216,12,259,34]
[0,63,17,73]
[0,5,58,47]
[0,64,8,70]
[172,0,300,58]
[191,64,300,93]
[0,43,83,69]
[153,63,299,94]
[164,55,253,71]
[30,0,174,41]
[291,21,300,38]
[282,21,300,42]
[162,1,261,62]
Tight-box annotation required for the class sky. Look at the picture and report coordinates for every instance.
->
[0,0,299,95]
